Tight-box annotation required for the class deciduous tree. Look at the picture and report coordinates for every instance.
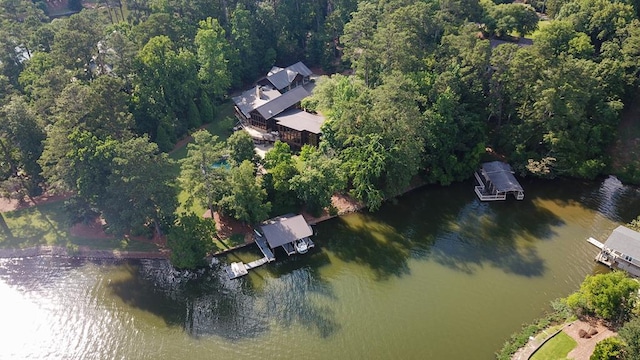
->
[566,271,639,323]
[220,160,270,224]
[167,212,216,269]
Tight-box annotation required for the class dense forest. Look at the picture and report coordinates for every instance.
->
[0,0,639,241]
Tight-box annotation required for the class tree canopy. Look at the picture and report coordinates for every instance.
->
[1,0,640,242]
[566,271,639,323]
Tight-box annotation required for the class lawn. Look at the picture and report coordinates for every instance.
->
[531,331,577,360]
[0,200,158,252]
[169,101,247,250]
[171,101,236,218]
[530,19,552,39]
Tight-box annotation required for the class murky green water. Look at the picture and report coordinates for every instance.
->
[1,177,639,360]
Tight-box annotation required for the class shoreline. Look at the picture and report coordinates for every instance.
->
[0,245,169,260]
[0,181,426,260]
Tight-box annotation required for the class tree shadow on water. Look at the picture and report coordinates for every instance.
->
[319,213,413,281]
[412,187,564,277]
[108,260,270,340]
[108,256,342,340]
[318,181,565,279]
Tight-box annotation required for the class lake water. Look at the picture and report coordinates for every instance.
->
[1,177,639,359]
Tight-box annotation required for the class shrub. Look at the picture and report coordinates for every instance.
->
[590,336,625,360]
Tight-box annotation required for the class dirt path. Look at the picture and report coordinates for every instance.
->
[0,192,71,213]
[564,320,616,360]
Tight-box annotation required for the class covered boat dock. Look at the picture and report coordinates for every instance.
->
[260,214,314,256]
[474,161,524,201]
[225,214,314,280]
[590,226,640,277]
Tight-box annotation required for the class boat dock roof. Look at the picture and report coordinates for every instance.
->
[604,226,640,259]
[479,161,523,193]
[260,214,313,249]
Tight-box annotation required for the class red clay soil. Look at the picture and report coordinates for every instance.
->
[0,192,71,213]
[69,217,112,239]
[69,217,167,247]
[207,210,254,244]
[205,193,364,246]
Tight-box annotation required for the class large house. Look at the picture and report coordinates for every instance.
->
[232,62,323,148]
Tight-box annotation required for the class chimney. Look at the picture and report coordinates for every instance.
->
[256,85,263,99]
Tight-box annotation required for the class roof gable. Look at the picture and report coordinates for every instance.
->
[265,61,313,90]
[254,86,309,120]
[232,86,281,118]
[286,61,313,77]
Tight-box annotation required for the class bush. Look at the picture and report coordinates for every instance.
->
[495,308,571,360]
[619,317,640,359]
[590,336,625,360]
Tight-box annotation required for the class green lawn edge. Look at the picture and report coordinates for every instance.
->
[530,331,577,360]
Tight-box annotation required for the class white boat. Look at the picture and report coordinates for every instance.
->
[295,239,308,254]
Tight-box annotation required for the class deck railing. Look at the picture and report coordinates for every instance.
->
[474,186,507,201]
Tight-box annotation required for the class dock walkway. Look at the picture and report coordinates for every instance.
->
[255,236,275,262]
[587,237,604,249]
[226,235,276,280]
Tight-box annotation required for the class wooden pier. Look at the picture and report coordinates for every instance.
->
[587,237,604,249]
[226,235,276,280]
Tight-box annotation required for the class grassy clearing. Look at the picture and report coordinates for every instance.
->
[0,200,157,252]
[530,331,577,360]
[171,101,236,217]
[530,19,551,39]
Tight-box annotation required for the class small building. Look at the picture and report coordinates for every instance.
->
[260,214,315,256]
[474,161,524,201]
[594,226,640,277]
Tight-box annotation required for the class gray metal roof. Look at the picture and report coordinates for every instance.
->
[480,161,523,193]
[232,86,281,118]
[604,226,640,259]
[254,86,309,120]
[266,69,297,90]
[260,214,313,248]
[265,62,313,90]
[286,61,313,77]
[274,109,324,134]
[267,66,284,76]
